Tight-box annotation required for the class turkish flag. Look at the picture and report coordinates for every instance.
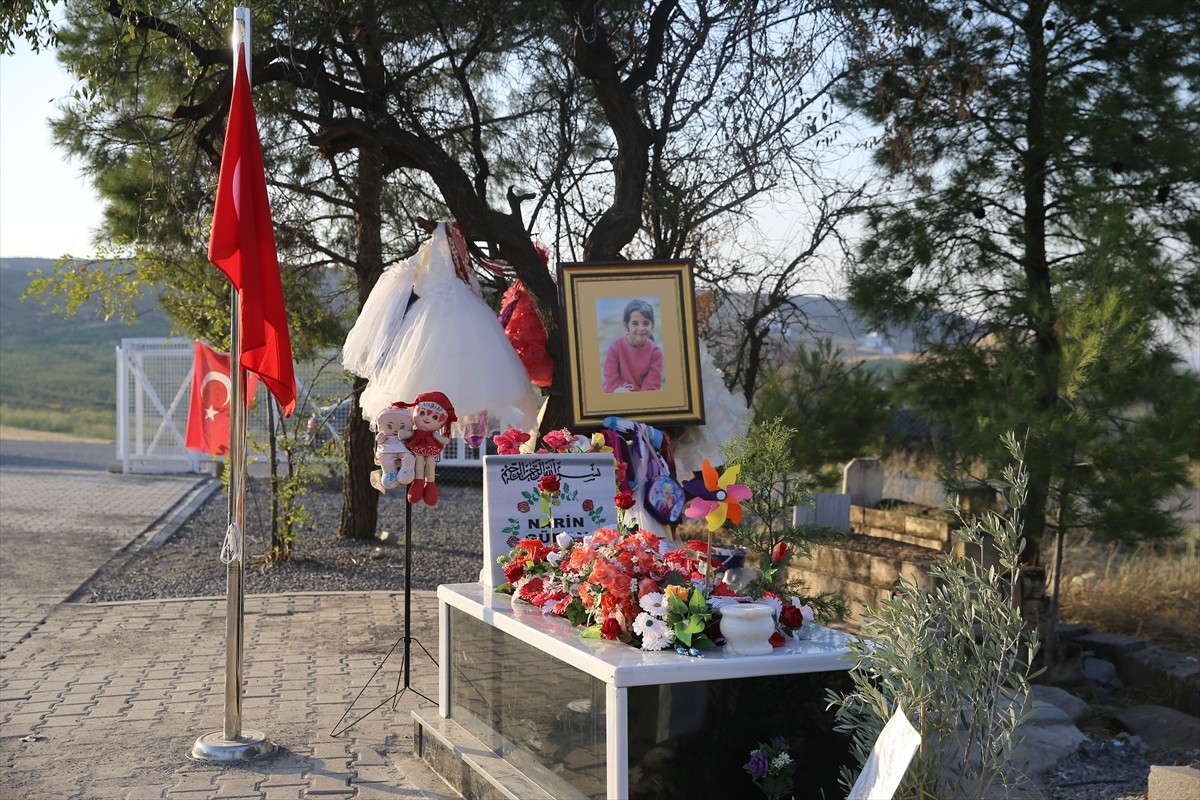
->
[208,44,297,416]
[186,341,260,456]
[185,341,234,456]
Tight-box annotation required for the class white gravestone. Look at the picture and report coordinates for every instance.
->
[480,453,618,588]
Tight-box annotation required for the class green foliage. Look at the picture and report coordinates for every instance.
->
[1,1,58,54]
[244,396,340,563]
[754,338,892,490]
[837,0,1200,558]
[720,417,849,621]
[665,584,715,650]
[825,433,1042,799]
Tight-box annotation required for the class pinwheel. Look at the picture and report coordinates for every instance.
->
[682,458,752,531]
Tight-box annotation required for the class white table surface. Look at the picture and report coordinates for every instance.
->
[439,582,855,687]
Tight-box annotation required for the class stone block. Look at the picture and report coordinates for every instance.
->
[1083,657,1124,690]
[1116,647,1200,716]
[1149,764,1200,800]
[849,505,866,529]
[842,458,884,508]
[1055,623,1092,641]
[793,493,851,532]
[1114,705,1200,754]
[1073,631,1149,660]
[904,516,954,548]
[862,508,901,533]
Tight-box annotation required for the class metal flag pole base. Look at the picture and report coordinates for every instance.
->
[189,730,276,762]
[330,497,436,737]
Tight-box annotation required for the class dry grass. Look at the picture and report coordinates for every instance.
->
[0,424,112,444]
[1055,530,1200,656]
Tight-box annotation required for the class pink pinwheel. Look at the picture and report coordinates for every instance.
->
[682,458,752,531]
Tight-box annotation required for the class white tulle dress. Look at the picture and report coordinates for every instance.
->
[344,223,541,434]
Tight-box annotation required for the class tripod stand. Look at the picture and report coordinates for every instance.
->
[330,497,437,737]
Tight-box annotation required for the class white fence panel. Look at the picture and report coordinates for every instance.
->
[116,338,200,474]
[116,338,485,473]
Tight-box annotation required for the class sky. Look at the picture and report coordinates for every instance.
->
[0,39,103,260]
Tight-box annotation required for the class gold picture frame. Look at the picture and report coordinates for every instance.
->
[558,260,705,429]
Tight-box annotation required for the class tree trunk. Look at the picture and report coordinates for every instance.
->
[338,142,385,541]
[1017,6,1055,565]
[340,375,380,540]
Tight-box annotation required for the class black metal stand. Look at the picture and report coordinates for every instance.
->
[330,497,437,737]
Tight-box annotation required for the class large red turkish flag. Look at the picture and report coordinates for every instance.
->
[208,44,297,416]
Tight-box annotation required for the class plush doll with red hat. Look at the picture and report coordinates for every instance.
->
[397,391,457,505]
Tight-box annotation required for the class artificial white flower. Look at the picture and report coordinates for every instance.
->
[639,591,668,616]
[634,612,674,650]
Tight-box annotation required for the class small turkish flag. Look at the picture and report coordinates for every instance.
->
[185,341,257,456]
[186,342,233,456]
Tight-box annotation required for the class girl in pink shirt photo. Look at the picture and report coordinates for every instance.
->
[602,298,664,392]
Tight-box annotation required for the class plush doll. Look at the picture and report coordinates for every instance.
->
[370,404,415,494]
[398,391,457,506]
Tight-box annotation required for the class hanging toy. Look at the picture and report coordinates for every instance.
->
[370,404,416,494]
[398,391,457,506]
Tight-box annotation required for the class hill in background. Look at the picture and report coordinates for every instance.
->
[0,258,174,439]
[0,258,170,339]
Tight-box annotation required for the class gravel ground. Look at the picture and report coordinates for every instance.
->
[74,477,486,602]
[72,478,1192,800]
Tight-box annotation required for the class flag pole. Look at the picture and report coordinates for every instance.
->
[191,5,275,763]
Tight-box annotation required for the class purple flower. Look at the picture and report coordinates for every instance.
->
[745,750,769,780]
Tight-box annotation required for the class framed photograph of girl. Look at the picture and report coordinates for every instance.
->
[557,259,705,429]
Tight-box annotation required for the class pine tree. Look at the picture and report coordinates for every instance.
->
[836,0,1200,561]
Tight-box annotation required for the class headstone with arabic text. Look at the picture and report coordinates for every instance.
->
[480,453,617,588]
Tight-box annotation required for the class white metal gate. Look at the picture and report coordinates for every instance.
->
[116,338,201,473]
[115,338,486,474]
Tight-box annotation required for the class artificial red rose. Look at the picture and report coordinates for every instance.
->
[780,604,805,630]
[600,617,622,640]
[582,499,594,512]
[538,474,561,494]
[637,578,659,598]
[709,581,739,597]
[517,500,531,513]
[615,490,635,510]
[614,461,628,485]
[772,541,790,564]
[503,560,526,583]
[770,631,786,647]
